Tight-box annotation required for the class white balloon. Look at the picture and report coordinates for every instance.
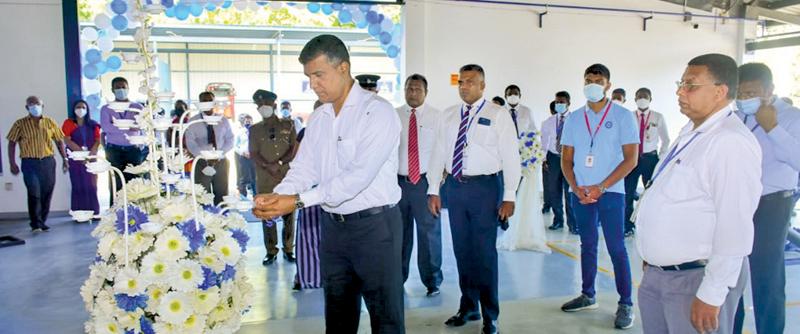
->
[106,28,120,39]
[294,2,306,10]
[270,2,282,10]
[98,36,114,53]
[94,13,112,29]
[248,1,260,12]
[83,79,103,94]
[233,0,248,11]
[81,27,98,42]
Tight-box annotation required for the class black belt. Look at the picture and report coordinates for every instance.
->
[326,204,395,223]
[546,151,561,157]
[397,173,427,183]
[448,173,498,183]
[22,156,54,161]
[105,143,144,151]
[648,259,707,271]
[642,150,658,156]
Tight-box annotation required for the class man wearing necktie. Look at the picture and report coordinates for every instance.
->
[504,84,536,138]
[396,74,444,297]
[428,64,521,334]
[542,91,578,234]
[185,91,234,206]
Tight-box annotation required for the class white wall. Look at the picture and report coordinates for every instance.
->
[404,0,753,137]
[0,0,71,216]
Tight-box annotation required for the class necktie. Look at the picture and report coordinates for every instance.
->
[408,108,421,184]
[510,108,519,137]
[638,112,646,156]
[207,124,217,150]
[452,105,472,180]
[556,115,564,154]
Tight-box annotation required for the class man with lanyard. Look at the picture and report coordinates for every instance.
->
[542,91,578,234]
[732,63,800,334]
[252,35,405,333]
[428,64,520,334]
[623,88,670,237]
[559,64,639,330]
[635,53,761,334]
[504,84,536,138]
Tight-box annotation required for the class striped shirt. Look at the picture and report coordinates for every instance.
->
[6,116,64,158]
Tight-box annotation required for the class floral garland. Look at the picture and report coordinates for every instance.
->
[519,130,545,177]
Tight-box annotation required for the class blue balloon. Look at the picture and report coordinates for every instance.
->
[307,3,320,13]
[175,3,190,20]
[86,94,101,107]
[368,23,381,37]
[221,0,233,9]
[85,49,102,64]
[110,0,127,15]
[359,4,371,12]
[165,6,175,17]
[161,0,175,7]
[321,4,333,15]
[356,18,368,29]
[111,15,128,31]
[331,3,343,11]
[387,45,400,58]
[95,61,107,75]
[83,64,98,79]
[378,14,385,23]
[366,10,379,24]
[190,3,204,17]
[205,2,217,11]
[106,55,122,71]
[338,10,352,23]
[379,32,392,45]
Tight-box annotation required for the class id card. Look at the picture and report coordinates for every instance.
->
[585,155,595,168]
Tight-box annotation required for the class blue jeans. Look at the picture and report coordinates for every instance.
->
[571,192,633,306]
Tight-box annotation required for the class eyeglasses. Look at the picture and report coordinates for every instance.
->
[675,80,722,92]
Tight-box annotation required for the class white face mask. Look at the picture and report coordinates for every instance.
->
[258,105,274,118]
[612,99,624,106]
[506,95,520,105]
[635,99,651,110]
[583,84,605,103]
[75,107,87,118]
[197,101,215,113]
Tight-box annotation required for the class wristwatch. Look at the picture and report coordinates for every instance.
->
[598,185,607,194]
[294,194,305,209]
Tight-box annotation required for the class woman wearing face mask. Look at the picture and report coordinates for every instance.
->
[62,100,101,220]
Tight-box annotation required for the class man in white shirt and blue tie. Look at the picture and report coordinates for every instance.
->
[396,74,444,297]
[252,35,405,334]
[428,64,520,334]
[542,91,578,234]
[504,84,536,137]
[732,63,800,334]
[636,53,761,334]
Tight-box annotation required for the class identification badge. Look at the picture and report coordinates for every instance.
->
[585,155,595,168]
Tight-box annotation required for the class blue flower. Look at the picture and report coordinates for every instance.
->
[115,205,149,235]
[527,132,535,138]
[140,316,155,334]
[230,229,249,253]
[177,220,206,252]
[199,266,220,290]
[114,294,148,312]
[220,264,236,281]
[525,141,533,147]
[202,204,222,215]
[125,330,134,334]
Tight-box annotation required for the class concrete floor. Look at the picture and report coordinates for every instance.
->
[1,210,798,333]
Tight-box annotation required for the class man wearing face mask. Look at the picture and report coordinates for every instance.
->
[622,88,670,237]
[612,88,627,106]
[504,84,536,138]
[559,64,639,329]
[250,89,298,266]
[542,91,578,234]
[7,96,68,232]
[99,77,148,205]
[731,63,800,334]
[234,114,256,199]
[280,101,304,134]
[184,91,234,205]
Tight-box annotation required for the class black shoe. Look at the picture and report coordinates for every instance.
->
[499,220,509,231]
[426,287,440,297]
[561,294,598,312]
[569,228,580,235]
[614,303,635,329]
[292,281,302,291]
[444,310,481,327]
[541,207,551,214]
[482,320,499,334]
[40,224,50,232]
[262,255,277,265]
[548,224,563,231]
[284,253,296,263]
[624,229,635,238]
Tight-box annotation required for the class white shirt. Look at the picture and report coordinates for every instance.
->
[273,82,402,215]
[184,115,234,157]
[397,103,442,175]
[427,98,522,202]
[635,104,762,307]
[634,109,671,155]
[541,112,569,155]
[507,104,537,136]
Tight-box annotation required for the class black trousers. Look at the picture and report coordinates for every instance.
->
[320,205,405,334]
[444,174,500,322]
[21,157,56,228]
[193,158,230,206]
[545,152,576,230]
[542,165,551,210]
[105,144,148,206]
[624,151,659,230]
[398,174,443,290]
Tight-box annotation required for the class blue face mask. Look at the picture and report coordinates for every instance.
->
[583,84,605,103]
[281,108,291,118]
[555,103,568,114]
[114,88,128,101]
[736,97,761,116]
[28,105,42,117]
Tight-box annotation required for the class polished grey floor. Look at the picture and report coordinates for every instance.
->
[1,210,798,333]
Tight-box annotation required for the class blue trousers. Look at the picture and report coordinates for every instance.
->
[21,157,56,229]
[445,174,501,321]
[398,174,443,290]
[570,192,633,306]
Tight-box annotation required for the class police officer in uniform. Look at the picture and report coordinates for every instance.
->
[356,74,381,93]
[250,89,298,265]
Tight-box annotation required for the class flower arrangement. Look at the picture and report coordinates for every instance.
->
[519,130,545,177]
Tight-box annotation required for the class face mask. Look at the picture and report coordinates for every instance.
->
[28,105,43,117]
[636,99,651,110]
[258,105,274,118]
[612,99,624,106]
[197,101,215,112]
[244,123,252,129]
[583,84,605,103]
[281,108,291,118]
[506,95,520,105]
[736,97,761,116]
[113,88,128,101]
[555,103,568,114]
[75,107,87,118]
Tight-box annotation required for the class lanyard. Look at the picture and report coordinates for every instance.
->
[743,115,760,132]
[648,132,701,187]
[463,99,487,134]
[584,102,613,151]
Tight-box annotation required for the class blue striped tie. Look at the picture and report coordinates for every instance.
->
[452,105,472,180]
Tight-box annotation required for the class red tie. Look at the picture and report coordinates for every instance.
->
[408,108,421,184]
[638,112,646,156]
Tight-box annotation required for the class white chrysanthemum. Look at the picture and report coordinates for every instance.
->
[205,225,227,241]
[207,302,233,325]
[153,321,184,334]
[158,197,195,223]
[81,277,103,312]
[210,234,241,265]
[198,248,225,273]
[144,285,169,314]
[113,267,146,296]
[113,308,143,332]
[124,163,149,175]
[223,212,247,230]
[112,232,154,261]
[93,316,124,334]
[140,253,175,285]
[154,227,190,261]
[97,234,116,261]
[193,286,221,314]
[126,178,160,202]
[90,262,117,281]
[231,278,253,314]
[94,288,117,318]
[202,212,225,230]
[182,313,207,334]
[157,291,194,324]
[170,259,204,292]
